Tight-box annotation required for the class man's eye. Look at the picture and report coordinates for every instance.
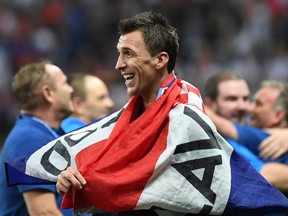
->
[127,52,133,57]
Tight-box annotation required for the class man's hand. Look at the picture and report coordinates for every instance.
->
[56,166,86,196]
[260,129,288,159]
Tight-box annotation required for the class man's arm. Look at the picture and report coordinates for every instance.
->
[205,106,270,153]
[23,190,62,216]
[260,162,288,192]
[204,106,239,140]
[260,128,288,159]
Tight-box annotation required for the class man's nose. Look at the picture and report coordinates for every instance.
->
[106,98,114,109]
[115,56,126,71]
[238,100,250,111]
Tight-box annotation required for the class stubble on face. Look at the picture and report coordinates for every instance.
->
[116,31,158,102]
[215,80,250,124]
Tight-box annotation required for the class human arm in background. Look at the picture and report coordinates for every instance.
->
[205,106,288,192]
[261,162,288,192]
[259,128,288,159]
[205,105,281,154]
[204,105,239,140]
[23,190,62,216]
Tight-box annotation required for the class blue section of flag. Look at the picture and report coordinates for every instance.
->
[4,76,288,214]
[225,151,288,215]
[5,157,53,186]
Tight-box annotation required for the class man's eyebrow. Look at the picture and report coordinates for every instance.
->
[225,95,238,99]
[119,47,133,52]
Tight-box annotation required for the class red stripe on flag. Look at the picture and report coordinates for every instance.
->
[63,75,181,212]
[74,122,169,212]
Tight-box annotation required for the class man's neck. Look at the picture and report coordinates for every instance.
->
[21,109,61,129]
[142,72,171,110]
[72,114,90,124]
[142,95,157,111]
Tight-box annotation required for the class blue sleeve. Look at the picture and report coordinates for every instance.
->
[18,184,56,193]
[233,122,269,155]
[61,117,86,133]
[233,123,288,164]
[18,184,75,216]
[226,138,264,172]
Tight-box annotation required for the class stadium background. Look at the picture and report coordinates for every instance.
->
[1,0,288,147]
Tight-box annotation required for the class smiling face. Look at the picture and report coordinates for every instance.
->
[115,30,168,106]
[249,87,281,128]
[213,79,251,124]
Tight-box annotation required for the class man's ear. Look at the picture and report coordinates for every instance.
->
[42,85,53,103]
[274,108,286,126]
[72,96,84,115]
[204,97,213,108]
[155,52,169,70]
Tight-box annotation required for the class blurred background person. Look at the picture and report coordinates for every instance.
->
[0,60,73,216]
[61,73,116,216]
[250,80,288,129]
[203,70,288,193]
[205,72,288,160]
[61,73,114,133]
[2,1,288,150]
[247,80,288,161]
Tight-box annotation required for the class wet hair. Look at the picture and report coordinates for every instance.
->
[117,11,179,73]
[204,70,244,100]
[12,60,52,110]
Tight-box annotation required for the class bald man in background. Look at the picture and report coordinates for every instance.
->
[61,73,114,133]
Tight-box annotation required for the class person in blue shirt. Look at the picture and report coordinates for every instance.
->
[60,73,116,216]
[245,80,288,159]
[0,60,74,216]
[61,73,114,133]
[203,70,288,192]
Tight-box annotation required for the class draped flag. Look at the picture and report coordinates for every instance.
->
[5,73,288,215]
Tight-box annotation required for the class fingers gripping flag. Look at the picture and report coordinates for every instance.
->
[5,73,288,215]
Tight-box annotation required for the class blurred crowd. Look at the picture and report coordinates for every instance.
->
[1,0,288,147]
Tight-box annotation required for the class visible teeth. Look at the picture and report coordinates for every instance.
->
[123,74,135,85]
[123,74,134,81]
